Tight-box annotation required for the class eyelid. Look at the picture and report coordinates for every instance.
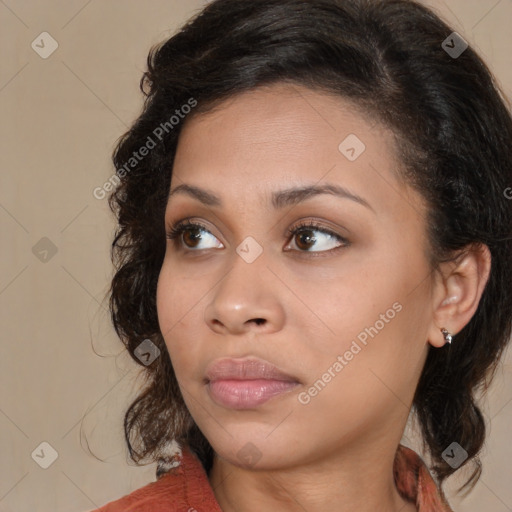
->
[284,220,349,255]
[285,219,347,240]
[166,218,224,245]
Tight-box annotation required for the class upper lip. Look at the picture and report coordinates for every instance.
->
[205,357,300,383]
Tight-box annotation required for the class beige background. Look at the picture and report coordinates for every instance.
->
[0,1,511,511]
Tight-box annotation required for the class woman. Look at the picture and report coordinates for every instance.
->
[94,0,512,510]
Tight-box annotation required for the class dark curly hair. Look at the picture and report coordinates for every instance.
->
[106,0,512,495]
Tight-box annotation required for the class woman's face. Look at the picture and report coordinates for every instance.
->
[157,83,434,469]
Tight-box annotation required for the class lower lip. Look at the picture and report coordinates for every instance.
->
[207,379,299,409]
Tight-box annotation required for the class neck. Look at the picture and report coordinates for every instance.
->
[208,439,417,512]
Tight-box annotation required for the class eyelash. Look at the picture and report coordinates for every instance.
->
[165,219,349,256]
[285,221,349,255]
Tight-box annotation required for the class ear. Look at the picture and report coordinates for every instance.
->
[427,243,491,348]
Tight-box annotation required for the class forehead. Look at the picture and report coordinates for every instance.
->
[170,83,421,219]
[177,84,383,163]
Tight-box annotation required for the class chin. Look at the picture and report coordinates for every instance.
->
[207,430,306,471]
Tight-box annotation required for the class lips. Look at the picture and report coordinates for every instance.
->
[204,357,300,409]
[205,357,299,383]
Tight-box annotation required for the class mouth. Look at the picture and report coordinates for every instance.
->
[204,357,301,410]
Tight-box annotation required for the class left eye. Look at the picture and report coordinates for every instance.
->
[285,223,347,252]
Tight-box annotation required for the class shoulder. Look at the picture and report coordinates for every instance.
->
[90,440,222,512]
[394,444,454,512]
[91,472,181,512]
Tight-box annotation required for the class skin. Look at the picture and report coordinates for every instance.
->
[156,83,490,512]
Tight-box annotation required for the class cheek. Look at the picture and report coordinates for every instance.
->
[296,244,431,391]
[295,302,427,438]
[156,265,199,371]
[156,257,206,328]
[290,252,407,351]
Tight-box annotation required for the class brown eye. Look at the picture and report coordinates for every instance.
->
[182,227,203,248]
[166,221,223,250]
[286,222,348,253]
[294,230,317,251]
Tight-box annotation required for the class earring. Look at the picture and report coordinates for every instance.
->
[441,328,452,345]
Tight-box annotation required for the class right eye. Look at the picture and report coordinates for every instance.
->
[166,220,224,250]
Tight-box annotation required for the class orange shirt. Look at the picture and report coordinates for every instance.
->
[91,443,453,511]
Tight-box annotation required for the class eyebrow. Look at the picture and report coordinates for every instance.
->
[167,183,374,212]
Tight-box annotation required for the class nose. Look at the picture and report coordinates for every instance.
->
[203,251,285,336]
